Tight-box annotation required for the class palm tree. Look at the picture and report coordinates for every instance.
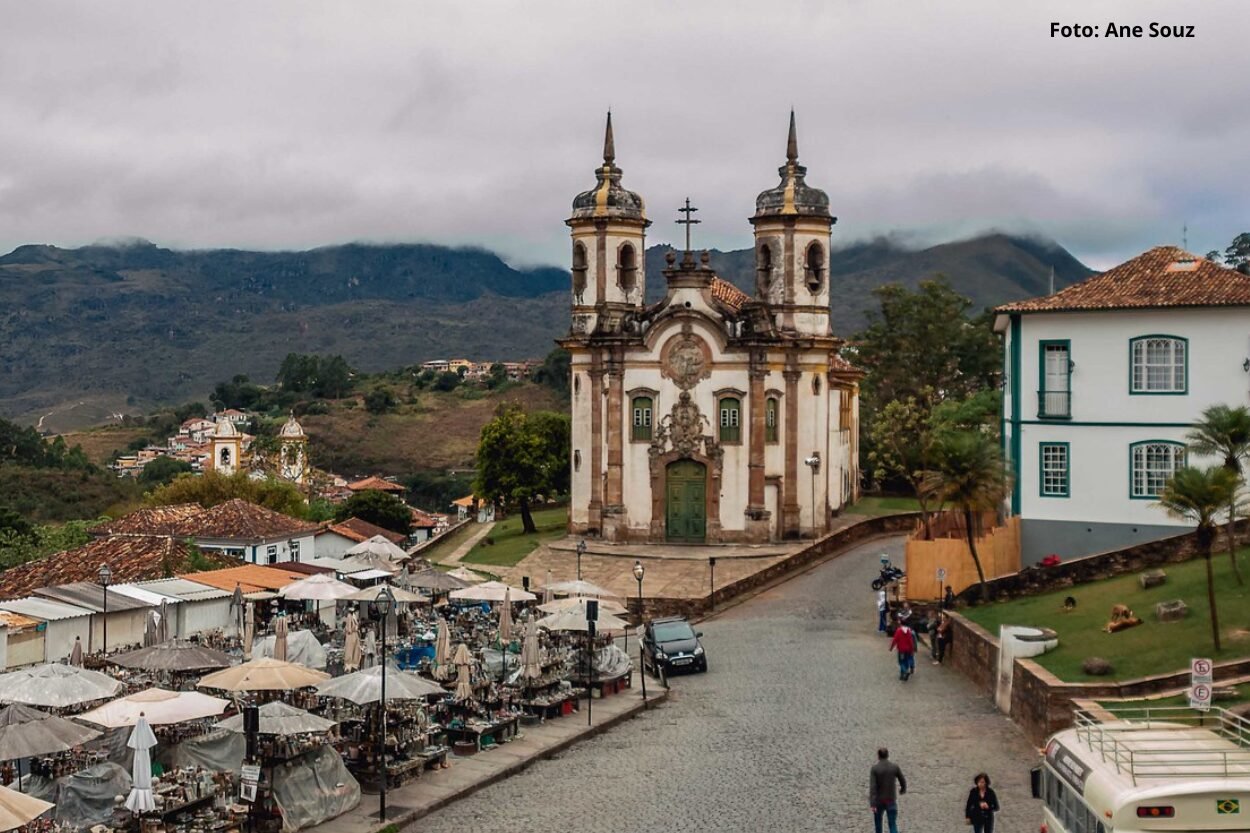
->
[923,431,1013,602]
[1187,404,1250,585]
[1158,466,1239,652]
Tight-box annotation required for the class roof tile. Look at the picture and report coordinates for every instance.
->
[710,278,750,312]
[173,499,320,541]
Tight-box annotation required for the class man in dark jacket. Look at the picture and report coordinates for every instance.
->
[869,747,906,833]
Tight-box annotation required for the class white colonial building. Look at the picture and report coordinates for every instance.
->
[995,246,1250,563]
[562,114,861,544]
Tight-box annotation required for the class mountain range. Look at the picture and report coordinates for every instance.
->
[0,232,1092,430]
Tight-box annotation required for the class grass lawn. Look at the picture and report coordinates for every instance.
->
[463,505,568,568]
[963,549,1250,682]
[851,496,926,516]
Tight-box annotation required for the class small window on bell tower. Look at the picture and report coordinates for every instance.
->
[805,242,825,293]
[618,243,638,293]
[757,244,773,294]
[572,242,588,303]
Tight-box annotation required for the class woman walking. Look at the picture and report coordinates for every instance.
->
[965,772,1000,833]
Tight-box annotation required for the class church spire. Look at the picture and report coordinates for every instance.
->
[603,111,615,165]
[786,108,798,163]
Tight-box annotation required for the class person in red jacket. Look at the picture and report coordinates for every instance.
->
[889,622,916,681]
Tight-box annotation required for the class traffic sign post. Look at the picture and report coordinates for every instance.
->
[1190,657,1214,711]
[1190,682,1213,711]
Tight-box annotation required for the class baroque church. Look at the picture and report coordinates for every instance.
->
[207,413,310,486]
[562,113,861,544]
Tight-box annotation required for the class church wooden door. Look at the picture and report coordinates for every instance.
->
[666,460,707,543]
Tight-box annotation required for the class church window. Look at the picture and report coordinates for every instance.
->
[719,397,741,443]
[757,243,773,292]
[765,397,779,443]
[632,396,653,441]
[220,447,231,467]
[617,243,638,292]
[805,242,825,293]
[572,242,588,302]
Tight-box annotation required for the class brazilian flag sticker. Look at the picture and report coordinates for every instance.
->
[1217,798,1240,815]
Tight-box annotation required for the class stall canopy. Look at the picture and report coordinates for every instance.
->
[0,783,53,832]
[446,566,488,585]
[217,702,336,736]
[540,579,622,598]
[0,664,123,708]
[315,664,444,704]
[251,629,327,670]
[109,639,232,672]
[198,657,330,692]
[0,704,101,760]
[536,607,630,634]
[538,596,628,616]
[407,569,469,593]
[341,556,399,576]
[449,581,536,603]
[343,585,429,604]
[344,535,408,563]
[78,688,229,728]
[278,574,358,601]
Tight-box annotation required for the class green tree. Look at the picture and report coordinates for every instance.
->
[334,490,412,535]
[276,354,320,392]
[1223,232,1250,270]
[0,519,95,569]
[1158,466,1240,652]
[487,363,509,389]
[473,405,570,534]
[138,456,194,487]
[316,355,353,399]
[532,348,571,397]
[364,388,397,415]
[868,394,943,538]
[1187,404,1250,586]
[923,431,1012,601]
[146,471,308,518]
[433,371,461,392]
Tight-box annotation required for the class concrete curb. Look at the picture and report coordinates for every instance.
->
[382,689,669,832]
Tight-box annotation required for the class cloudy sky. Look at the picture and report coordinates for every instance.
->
[1,0,1247,269]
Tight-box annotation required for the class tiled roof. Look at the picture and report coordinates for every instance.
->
[710,278,750,312]
[829,354,864,377]
[410,510,438,529]
[347,476,406,493]
[182,564,307,594]
[451,496,476,508]
[0,535,239,601]
[91,504,205,537]
[0,610,40,631]
[174,499,319,542]
[320,517,406,545]
[996,247,1250,313]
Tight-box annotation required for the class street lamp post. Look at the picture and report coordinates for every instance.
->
[374,585,395,820]
[708,557,717,612]
[804,453,821,539]
[576,539,586,581]
[633,560,647,708]
[98,564,112,656]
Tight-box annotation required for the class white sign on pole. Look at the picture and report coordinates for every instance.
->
[1191,658,1214,685]
[241,764,261,784]
[1190,682,1213,711]
[937,567,948,582]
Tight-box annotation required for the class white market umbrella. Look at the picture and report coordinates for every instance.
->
[541,579,622,599]
[198,657,329,692]
[432,618,451,681]
[346,535,409,563]
[110,640,231,673]
[343,611,362,672]
[446,566,488,584]
[79,688,229,728]
[344,585,429,604]
[498,588,514,644]
[0,664,122,709]
[316,665,444,704]
[408,569,469,593]
[450,580,536,603]
[0,783,53,831]
[279,573,358,601]
[343,553,401,574]
[242,602,255,661]
[123,716,157,814]
[537,608,630,634]
[0,704,101,760]
[274,615,289,663]
[217,702,336,736]
[538,596,628,616]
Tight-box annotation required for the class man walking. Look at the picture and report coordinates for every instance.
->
[889,620,916,681]
[869,747,906,833]
[876,588,888,634]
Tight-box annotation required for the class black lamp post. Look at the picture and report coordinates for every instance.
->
[98,564,112,656]
[374,585,395,820]
[633,560,647,708]
[708,557,717,612]
[576,538,586,581]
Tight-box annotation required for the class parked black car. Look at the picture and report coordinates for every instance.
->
[641,616,707,674]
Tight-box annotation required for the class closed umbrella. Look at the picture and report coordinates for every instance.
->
[543,569,553,605]
[432,618,451,681]
[498,588,513,644]
[0,784,53,831]
[197,658,329,692]
[69,637,83,668]
[142,612,160,648]
[0,704,101,760]
[343,611,361,672]
[230,583,245,637]
[217,702,336,736]
[79,688,229,728]
[242,602,254,661]
[279,573,358,601]
[123,716,157,814]
[0,664,122,709]
[316,665,444,704]
[362,629,377,669]
[274,615,289,663]
[158,599,171,642]
[521,621,542,681]
[110,640,231,673]
[452,644,474,701]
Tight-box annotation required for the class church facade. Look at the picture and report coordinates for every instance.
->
[562,114,861,544]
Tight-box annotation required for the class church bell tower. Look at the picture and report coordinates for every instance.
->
[566,113,650,335]
[750,111,835,336]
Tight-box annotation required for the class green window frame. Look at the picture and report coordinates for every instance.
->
[1039,442,1070,497]
[765,397,779,443]
[1129,335,1187,394]
[719,397,741,444]
[1129,440,1186,499]
[1038,339,1072,419]
[631,396,653,442]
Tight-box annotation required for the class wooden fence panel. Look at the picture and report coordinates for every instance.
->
[903,516,1020,600]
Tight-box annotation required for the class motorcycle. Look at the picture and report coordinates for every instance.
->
[871,564,906,590]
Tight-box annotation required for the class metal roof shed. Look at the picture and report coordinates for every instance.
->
[0,597,93,665]
[130,578,236,639]
[34,583,153,653]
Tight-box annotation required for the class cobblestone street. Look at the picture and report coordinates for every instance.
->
[416,536,1039,833]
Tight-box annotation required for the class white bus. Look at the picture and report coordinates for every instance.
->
[1033,706,1250,832]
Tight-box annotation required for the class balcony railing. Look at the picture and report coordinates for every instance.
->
[1037,390,1071,419]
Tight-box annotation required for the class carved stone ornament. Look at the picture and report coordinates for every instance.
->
[650,391,721,462]
[661,333,712,390]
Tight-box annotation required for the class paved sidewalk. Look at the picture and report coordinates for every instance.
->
[440,522,496,564]
[312,687,665,833]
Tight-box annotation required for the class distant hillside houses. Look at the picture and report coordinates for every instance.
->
[419,358,537,380]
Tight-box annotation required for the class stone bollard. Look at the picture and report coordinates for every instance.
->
[1139,569,1167,590]
[1155,599,1188,622]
